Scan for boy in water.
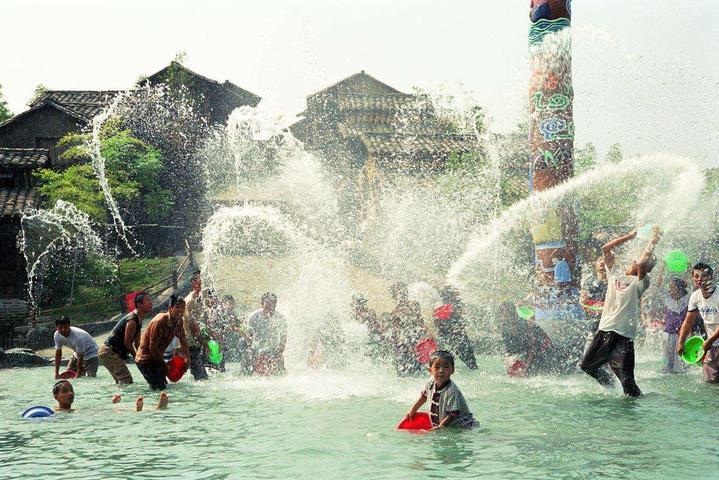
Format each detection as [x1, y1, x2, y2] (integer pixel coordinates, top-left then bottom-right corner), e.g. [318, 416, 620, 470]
[53, 380, 75, 412]
[580, 227, 661, 397]
[405, 350, 477, 429]
[53, 380, 169, 413]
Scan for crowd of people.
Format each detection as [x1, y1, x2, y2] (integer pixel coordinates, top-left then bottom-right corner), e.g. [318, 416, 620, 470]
[352, 282, 478, 376]
[498, 226, 719, 397]
[52, 270, 287, 390]
[48, 226, 719, 419]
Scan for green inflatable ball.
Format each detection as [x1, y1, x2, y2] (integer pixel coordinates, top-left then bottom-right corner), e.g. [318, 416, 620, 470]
[663, 250, 689, 273]
[516, 306, 535, 321]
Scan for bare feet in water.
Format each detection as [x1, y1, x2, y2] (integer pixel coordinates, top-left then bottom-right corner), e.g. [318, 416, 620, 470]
[135, 396, 144, 412]
[157, 392, 169, 410]
[112, 394, 121, 404]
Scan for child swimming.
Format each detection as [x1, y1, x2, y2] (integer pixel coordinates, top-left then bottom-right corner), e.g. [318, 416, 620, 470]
[52, 380, 169, 413]
[53, 380, 75, 413]
[405, 350, 477, 429]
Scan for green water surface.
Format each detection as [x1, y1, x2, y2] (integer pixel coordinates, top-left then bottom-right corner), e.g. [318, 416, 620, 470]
[0, 356, 713, 479]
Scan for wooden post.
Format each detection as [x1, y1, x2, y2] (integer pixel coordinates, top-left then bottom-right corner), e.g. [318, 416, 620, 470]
[184, 238, 194, 269]
[528, 0, 581, 345]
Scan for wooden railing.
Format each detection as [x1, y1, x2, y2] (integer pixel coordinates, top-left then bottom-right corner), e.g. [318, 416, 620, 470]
[30, 239, 196, 325]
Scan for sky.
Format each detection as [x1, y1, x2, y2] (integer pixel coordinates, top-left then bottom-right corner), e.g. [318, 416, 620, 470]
[2, 0, 718, 164]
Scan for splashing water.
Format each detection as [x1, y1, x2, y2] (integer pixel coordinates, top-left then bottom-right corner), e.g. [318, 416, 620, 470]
[87, 83, 211, 253]
[200, 204, 358, 370]
[448, 153, 711, 309]
[20, 200, 108, 310]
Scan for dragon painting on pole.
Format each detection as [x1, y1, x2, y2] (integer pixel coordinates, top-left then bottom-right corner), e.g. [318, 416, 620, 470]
[527, 0, 584, 368]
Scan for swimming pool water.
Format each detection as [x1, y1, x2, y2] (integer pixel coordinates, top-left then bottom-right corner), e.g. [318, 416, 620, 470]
[0, 355, 713, 479]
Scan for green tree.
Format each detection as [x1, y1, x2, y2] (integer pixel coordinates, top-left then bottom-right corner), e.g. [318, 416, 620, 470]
[606, 143, 623, 164]
[575, 142, 597, 174]
[29, 83, 48, 105]
[34, 164, 106, 221]
[0, 83, 12, 122]
[34, 130, 175, 224]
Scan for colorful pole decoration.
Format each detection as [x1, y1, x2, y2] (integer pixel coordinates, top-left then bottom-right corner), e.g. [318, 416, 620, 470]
[528, 1, 581, 346]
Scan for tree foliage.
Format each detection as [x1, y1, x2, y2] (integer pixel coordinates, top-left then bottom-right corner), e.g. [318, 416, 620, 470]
[574, 142, 597, 174]
[0, 83, 12, 123]
[34, 129, 174, 224]
[28, 83, 48, 106]
[605, 143, 623, 164]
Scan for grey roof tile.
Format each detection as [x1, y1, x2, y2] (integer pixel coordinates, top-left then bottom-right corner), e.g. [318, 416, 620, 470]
[0, 148, 49, 168]
[0, 187, 38, 217]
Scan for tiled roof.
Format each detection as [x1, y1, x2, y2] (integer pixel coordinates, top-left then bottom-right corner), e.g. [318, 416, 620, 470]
[337, 94, 424, 112]
[362, 133, 477, 158]
[147, 62, 261, 106]
[31, 90, 119, 122]
[0, 187, 38, 217]
[309, 71, 402, 100]
[0, 148, 49, 169]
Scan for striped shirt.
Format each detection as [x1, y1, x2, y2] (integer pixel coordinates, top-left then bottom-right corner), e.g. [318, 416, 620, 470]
[422, 378, 477, 428]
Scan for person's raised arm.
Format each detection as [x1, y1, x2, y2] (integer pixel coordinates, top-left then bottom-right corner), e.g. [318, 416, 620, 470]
[602, 230, 637, 270]
[655, 261, 666, 289]
[124, 320, 138, 358]
[637, 225, 662, 267]
[676, 310, 698, 356]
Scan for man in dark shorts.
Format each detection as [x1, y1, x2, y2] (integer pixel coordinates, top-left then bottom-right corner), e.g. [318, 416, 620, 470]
[135, 295, 190, 390]
[99, 292, 153, 384]
[580, 227, 661, 397]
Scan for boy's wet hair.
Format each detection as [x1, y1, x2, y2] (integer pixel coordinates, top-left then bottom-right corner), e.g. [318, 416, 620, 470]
[261, 292, 277, 303]
[169, 294, 185, 308]
[191, 270, 201, 283]
[693, 263, 713, 277]
[671, 278, 688, 297]
[52, 380, 72, 395]
[55, 316, 71, 327]
[134, 292, 147, 309]
[428, 350, 455, 368]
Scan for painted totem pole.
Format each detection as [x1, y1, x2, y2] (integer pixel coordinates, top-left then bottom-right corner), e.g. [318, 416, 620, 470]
[528, 0, 582, 351]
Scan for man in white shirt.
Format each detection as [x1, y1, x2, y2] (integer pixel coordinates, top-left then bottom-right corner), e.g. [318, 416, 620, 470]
[53, 316, 100, 378]
[677, 263, 719, 383]
[247, 292, 287, 375]
[580, 227, 661, 397]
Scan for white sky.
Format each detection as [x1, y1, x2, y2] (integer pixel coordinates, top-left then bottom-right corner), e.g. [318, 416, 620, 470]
[2, 0, 718, 164]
